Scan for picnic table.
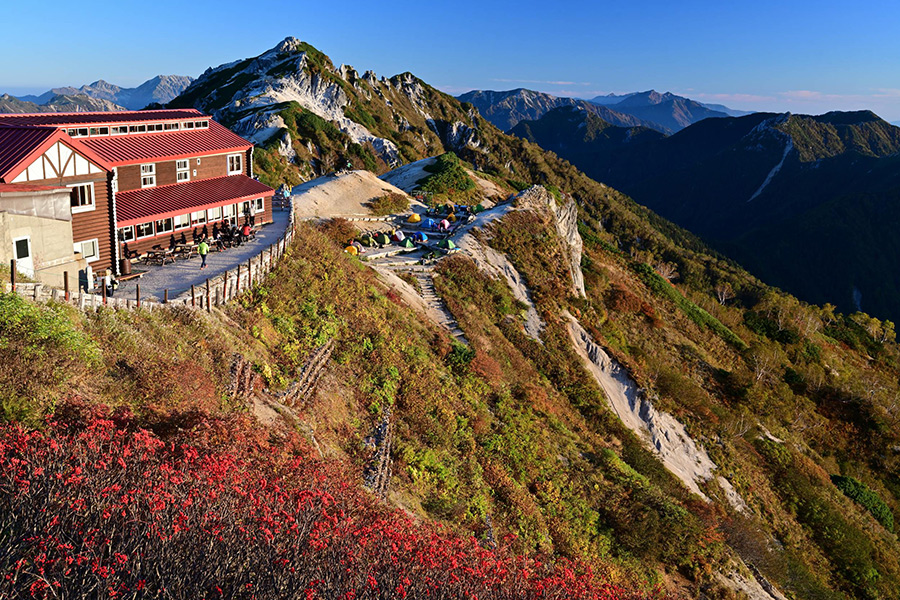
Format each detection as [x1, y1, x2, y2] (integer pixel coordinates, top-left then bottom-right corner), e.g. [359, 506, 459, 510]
[174, 243, 198, 260]
[142, 249, 176, 266]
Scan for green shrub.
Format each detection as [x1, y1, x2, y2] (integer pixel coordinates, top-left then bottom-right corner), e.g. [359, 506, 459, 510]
[832, 475, 895, 532]
[0, 294, 100, 421]
[418, 152, 475, 197]
[367, 192, 410, 216]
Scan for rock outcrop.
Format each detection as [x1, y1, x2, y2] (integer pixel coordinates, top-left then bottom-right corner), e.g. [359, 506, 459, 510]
[514, 186, 586, 298]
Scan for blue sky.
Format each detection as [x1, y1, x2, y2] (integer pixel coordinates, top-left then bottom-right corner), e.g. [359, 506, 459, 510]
[4, 0, 900, 120]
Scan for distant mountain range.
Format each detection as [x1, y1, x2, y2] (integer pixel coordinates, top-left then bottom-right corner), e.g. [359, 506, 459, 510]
[511, 105, 900, 320]
[8, 75, 193, 112]
[589, 90, 752, 118]
[458, 88, 751, 134]
[456, 88, 666, 132]
[0, 93, 125, 113]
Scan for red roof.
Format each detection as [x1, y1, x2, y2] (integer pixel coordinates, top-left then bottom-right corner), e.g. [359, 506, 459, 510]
[0, 109, 206, 128]
[0, 183, 67, 193]
[0, 126, 58, 181]
[115, 175, 274, 226]
[0, 125, 112, 182]
[81, 121, 251, 166]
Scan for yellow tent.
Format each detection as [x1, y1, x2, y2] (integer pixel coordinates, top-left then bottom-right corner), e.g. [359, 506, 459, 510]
[344, 245, 359, 256]
[407, 213, 422, 223]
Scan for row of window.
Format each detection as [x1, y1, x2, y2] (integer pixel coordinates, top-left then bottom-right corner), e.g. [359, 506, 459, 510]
[66, 120, 210, 138]
[117, 198, 265, 242]
[139, 154, 242, 189]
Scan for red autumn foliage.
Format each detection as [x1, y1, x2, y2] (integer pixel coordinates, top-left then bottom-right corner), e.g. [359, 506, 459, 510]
[0, 417, 660, 599]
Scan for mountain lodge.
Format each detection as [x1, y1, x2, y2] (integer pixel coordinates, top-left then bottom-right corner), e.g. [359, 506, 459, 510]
[0, 109, 274, 285]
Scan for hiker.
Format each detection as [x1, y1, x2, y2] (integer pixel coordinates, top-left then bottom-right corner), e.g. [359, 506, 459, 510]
[198, 237, 210, 269]
[103, 269, 118, 297]
[214, 231, 226, 252]
[241, 222, 252, 243]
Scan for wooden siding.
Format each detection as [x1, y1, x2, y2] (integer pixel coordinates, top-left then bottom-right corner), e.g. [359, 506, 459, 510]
[116, 153, 235, 192]
[69, 176, 115, 272]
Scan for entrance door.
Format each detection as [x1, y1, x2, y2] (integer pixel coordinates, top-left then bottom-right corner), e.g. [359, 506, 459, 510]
[13, 236, 34, 278]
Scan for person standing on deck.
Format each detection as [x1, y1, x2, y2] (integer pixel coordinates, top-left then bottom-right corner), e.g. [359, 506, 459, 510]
[198, 237, 210, 270]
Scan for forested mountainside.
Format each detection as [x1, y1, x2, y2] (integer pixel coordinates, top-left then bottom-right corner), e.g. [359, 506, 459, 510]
[455, 88, 667, 132]
[3, 37, 899, 599]
[508, 106, 900, 322]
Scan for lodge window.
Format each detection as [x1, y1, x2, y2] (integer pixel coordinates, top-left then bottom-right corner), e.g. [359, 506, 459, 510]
[174, 214, 190, 230]
[183, 121, 195, 130]
[207, 206, 222, 221]
[253, 197, 264, 213]
[176, 159, 190, 182]
[69, 183, 95, 214]
[117, 226, 135, 243]
[223, 204, 235, 219]
[141, 163, 156, 188]
[190, 210, 206, 225]
[66, 127, 89, 137]
[110, 125, 128, 135]
[135, 223, 154, 239]
[227, 154, 242, 175]
[73, 239, 99, 263]
[164, 122, 180, 131]
[198, 120, 209, 128]
[89, 127, 109, 136]
[155, 218, 174, 234]
[129, 124, 147, 134]
[147, 123, 164, 132]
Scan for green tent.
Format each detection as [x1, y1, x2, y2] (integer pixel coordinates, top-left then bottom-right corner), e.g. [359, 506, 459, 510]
[400, 237, 416, 248]
[358, 234, 375, 247]
[374, 232, 391, 245]
[472, 204, 485, 214]
[437, 238, 457, 250]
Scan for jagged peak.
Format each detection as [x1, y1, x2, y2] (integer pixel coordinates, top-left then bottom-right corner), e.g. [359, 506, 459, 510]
[275, 36, 303, 53]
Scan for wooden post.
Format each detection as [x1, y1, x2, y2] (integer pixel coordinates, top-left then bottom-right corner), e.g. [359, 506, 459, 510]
[205, 278, 211, 313]
[191, 284, 196, 307]
[136, 283, 141, 308]
[269, 245, 273, 270]
[64, 271, 70, 302]
[164, 289, 169, 304]
[236, 265, 241, 294]
[102, 280, 107, 305]
[10, 259, 15, 292]
[247, 259, 252, 288]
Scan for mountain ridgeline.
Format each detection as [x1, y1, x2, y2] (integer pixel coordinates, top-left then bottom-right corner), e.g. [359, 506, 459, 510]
[510, 106, 900, 321]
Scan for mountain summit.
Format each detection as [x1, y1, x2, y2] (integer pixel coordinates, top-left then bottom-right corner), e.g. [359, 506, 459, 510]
[588, 89, 731, 131]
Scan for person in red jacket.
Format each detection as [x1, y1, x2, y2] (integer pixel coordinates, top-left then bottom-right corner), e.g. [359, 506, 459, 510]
[241, 223, 252, 243]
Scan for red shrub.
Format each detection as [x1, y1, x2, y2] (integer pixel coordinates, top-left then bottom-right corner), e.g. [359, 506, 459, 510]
[0, 418, 659, 599]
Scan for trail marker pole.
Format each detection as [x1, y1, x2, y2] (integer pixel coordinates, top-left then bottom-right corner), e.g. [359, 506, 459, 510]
[64, 271, 70, 302]
[10, 260, 15, 292]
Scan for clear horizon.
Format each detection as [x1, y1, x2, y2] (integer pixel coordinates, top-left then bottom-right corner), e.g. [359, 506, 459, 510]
[3, 0, 899, 121]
